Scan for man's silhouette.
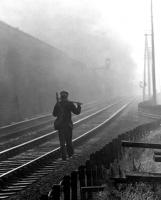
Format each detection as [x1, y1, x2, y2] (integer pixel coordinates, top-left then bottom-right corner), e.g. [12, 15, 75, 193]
[53, 91, 81, 160]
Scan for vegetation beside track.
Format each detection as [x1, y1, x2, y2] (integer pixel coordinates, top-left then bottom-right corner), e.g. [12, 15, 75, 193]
[96, 126, 161, 200]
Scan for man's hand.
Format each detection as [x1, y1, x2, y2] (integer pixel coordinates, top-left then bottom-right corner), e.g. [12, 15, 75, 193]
[77, 102, 82, 107]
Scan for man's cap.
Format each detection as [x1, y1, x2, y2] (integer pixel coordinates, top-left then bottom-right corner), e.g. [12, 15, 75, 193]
[60, 90, 68, 97]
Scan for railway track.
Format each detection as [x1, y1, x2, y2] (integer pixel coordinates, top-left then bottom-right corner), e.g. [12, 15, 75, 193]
[0, 99, 115, 152]
[0, 98, 132, 199]
[0, 99, 103, 135]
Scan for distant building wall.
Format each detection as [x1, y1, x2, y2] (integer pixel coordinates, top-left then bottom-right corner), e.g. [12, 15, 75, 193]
[0, 21, 102, 126]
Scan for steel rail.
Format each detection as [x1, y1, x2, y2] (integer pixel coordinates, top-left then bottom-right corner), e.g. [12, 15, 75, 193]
[0, 102, 101, 142]
[0, 102, 119, 161]
[0, 100, 99, 134]
[0, 102, 130, 186]
[0, 99, 111, 141]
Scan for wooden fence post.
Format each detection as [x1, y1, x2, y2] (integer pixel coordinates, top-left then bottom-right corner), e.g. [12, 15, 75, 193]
[109, 142, 114, 163]
[86, 160, 92, 186]
[78, 165, 86, 187]
[103, 144, 111, 169]
[86, 160, 93, 199]
[71, 171, 78, 200]
[112, 138, 119, 159]
[90, 153, 95, 163]
[94, 151, 101, 165]
[48, 184, 61, 200]
[91, 164, 97, 186]
[62, 175, 70, 200]
[97, 163, 103, 181]
[117, 135, 123, 159]
[79, 165, 86, 200]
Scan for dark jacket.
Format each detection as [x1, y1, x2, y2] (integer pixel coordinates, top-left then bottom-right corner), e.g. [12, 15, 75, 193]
[53, 100, 81, 128]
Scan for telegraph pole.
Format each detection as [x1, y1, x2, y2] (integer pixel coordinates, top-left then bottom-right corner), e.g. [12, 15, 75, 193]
[143, 34, 147, 101]
[147, 46, 151, 98]
[151, 0, 157, 104]
[144, 34, 152, 99]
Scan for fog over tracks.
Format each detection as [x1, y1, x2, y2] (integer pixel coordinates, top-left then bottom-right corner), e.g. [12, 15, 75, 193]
[0, 1, 138, 126]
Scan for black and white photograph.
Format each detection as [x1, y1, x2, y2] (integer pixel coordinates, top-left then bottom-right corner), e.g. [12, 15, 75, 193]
[0, 0, 161, 199]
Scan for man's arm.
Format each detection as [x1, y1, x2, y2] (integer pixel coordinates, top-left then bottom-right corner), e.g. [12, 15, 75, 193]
[52, 103, 59, 117]
[70, 102, 81, 115]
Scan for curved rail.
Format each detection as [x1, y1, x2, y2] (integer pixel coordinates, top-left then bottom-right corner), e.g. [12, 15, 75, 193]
[0, 100, 100, 134]
[0, 100, 131, 188]
[0, 102, 118, 161]
[0, 99, 111, 141]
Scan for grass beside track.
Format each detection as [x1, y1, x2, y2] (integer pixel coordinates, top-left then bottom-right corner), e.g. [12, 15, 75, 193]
[93, 182, 160, 200]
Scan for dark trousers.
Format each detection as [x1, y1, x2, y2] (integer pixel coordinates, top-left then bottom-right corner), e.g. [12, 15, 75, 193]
[58, 126, 74, 160]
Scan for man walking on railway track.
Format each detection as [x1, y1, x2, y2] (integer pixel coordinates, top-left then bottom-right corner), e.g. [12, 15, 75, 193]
[53, 91, 81, 161]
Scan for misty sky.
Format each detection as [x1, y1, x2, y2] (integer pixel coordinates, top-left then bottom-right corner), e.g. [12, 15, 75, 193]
[0, 0, 161, 90]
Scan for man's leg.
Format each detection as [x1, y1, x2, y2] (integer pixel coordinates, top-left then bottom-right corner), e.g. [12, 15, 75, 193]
[58, 130, 66, 160]
[65, 127, 74, 157]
